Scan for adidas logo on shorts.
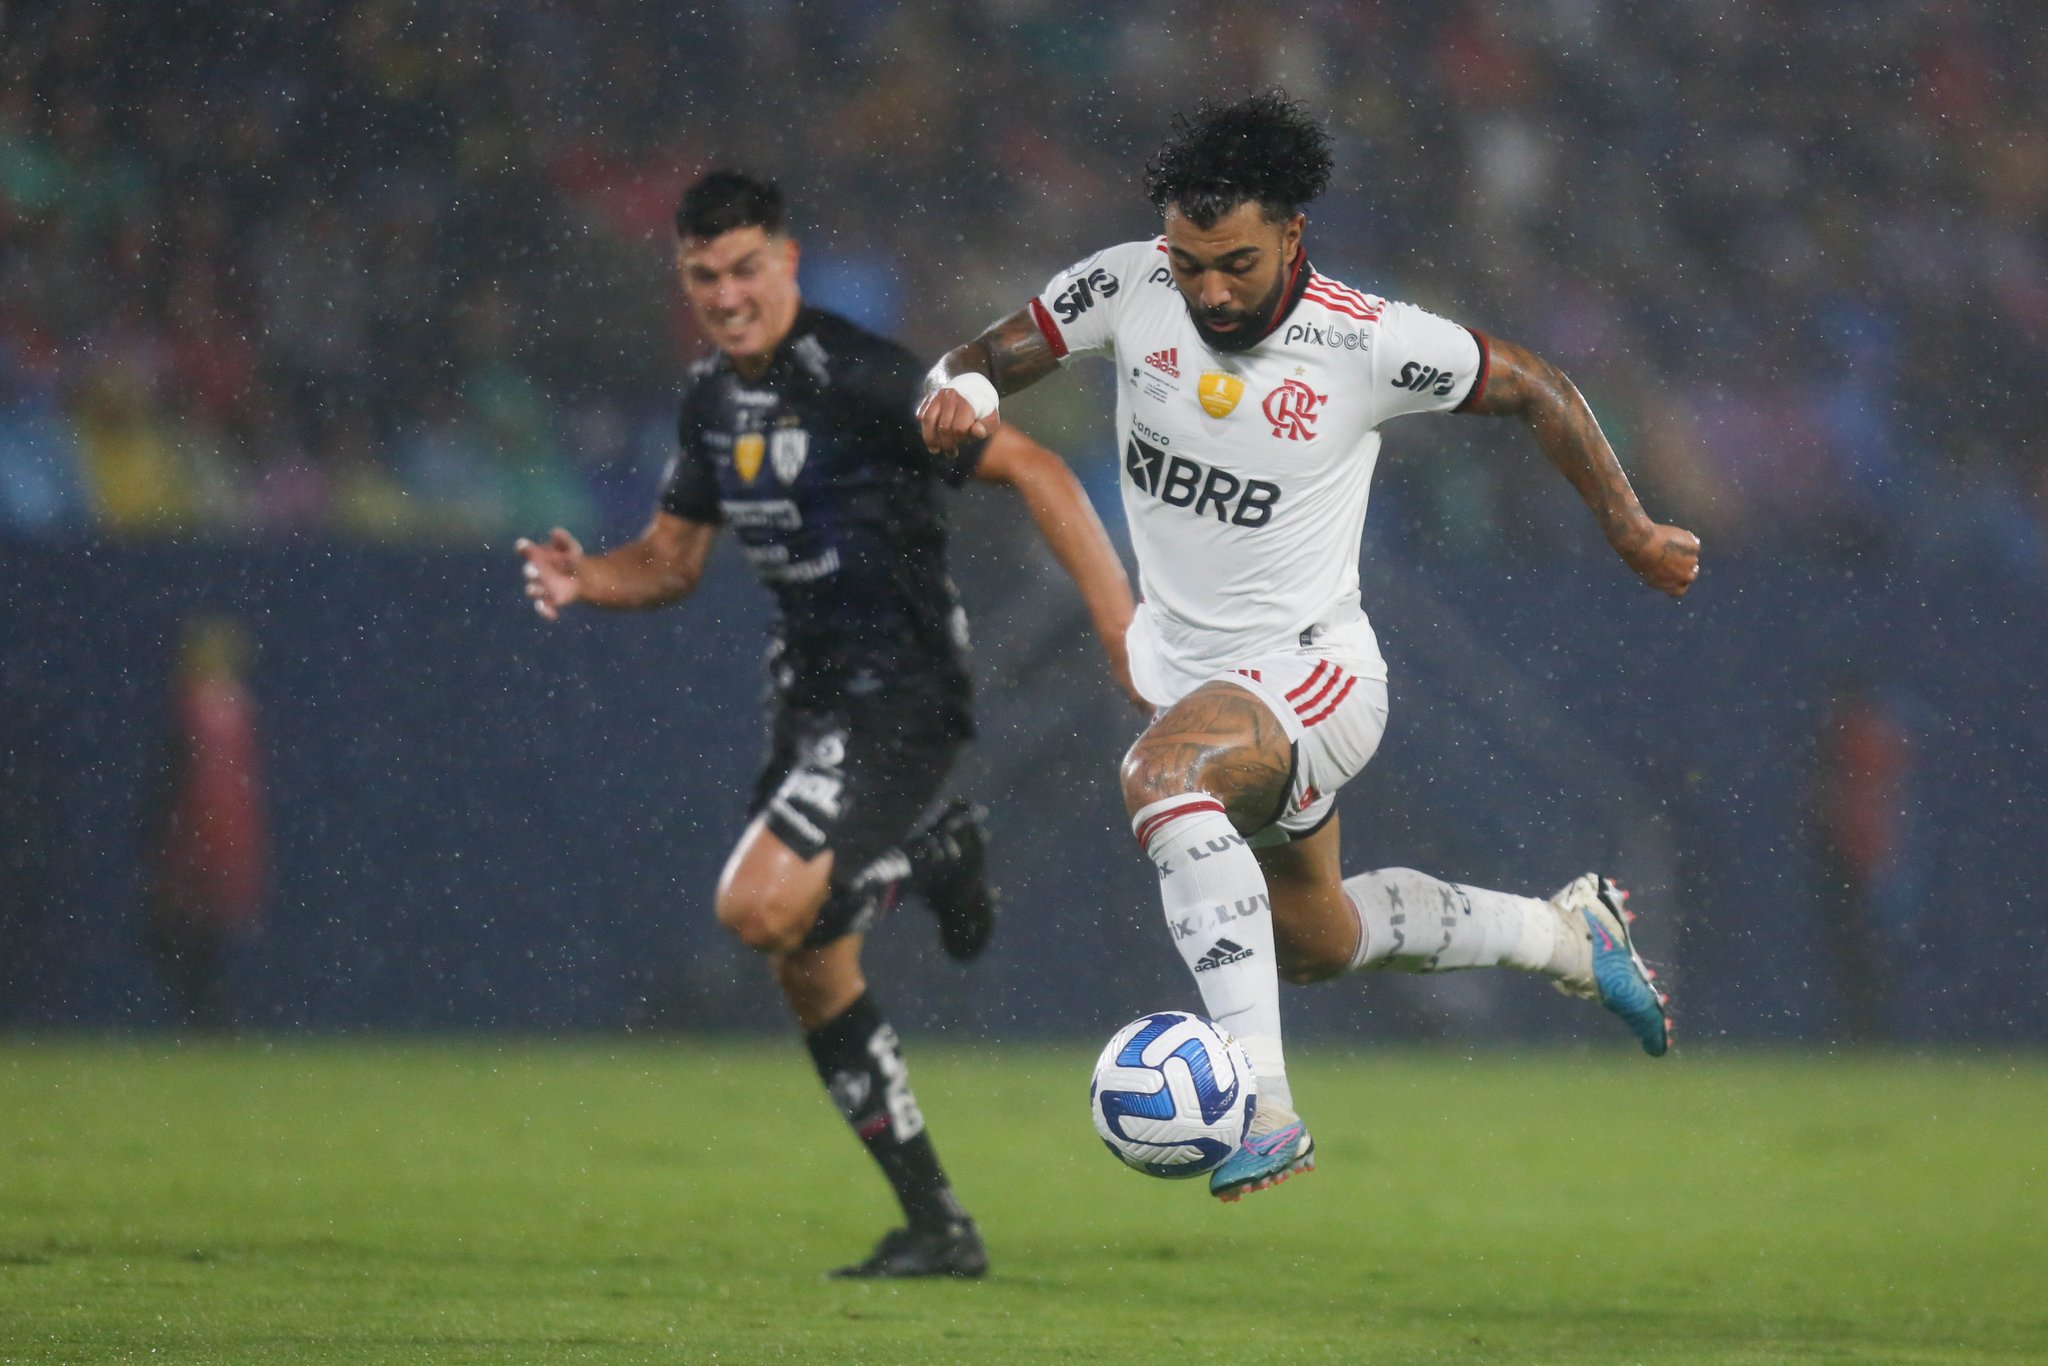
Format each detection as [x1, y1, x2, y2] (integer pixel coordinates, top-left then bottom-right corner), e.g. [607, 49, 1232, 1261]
[1144, 347, 1180, 378]
[1193, 937, 1252, 971]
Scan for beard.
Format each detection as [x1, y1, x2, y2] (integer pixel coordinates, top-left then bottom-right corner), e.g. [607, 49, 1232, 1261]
[1186, 265, 1290, 353]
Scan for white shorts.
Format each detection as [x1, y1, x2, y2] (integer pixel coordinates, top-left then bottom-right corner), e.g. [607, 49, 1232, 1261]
[1204, 628, 1390, 845]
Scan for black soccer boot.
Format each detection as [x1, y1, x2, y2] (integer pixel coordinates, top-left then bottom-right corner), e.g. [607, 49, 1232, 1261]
[910, 799, 999, 962]
[829, 1218, 989, 1279]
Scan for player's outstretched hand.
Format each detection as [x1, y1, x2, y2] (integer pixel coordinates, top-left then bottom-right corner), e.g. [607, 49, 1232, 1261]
[516, 527, 583, 621]
[917, 385, 998, 456]
[1619, 522, 1701, 599]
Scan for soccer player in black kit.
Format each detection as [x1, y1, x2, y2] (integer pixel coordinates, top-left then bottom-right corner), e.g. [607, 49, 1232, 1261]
[517, 170, 1137, 1278]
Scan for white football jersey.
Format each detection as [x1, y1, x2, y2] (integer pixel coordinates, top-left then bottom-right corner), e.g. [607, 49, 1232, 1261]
[1032, 238, 1488, 704]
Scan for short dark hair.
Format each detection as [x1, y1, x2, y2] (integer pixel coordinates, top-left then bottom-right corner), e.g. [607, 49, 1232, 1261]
[1144, 91, 1334, 229]
[675, 168, 786, 240]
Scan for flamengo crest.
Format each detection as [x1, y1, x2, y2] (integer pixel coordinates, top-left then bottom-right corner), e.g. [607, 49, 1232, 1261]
[1263, 378, 1327, 440]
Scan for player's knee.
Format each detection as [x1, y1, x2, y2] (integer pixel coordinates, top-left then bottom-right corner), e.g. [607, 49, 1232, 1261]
[1119, 736, 1213, 816]
[715, 887, 805, 955]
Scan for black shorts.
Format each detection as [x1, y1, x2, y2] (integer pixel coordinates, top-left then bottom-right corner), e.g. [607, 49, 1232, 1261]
[751, 697, 963, 891]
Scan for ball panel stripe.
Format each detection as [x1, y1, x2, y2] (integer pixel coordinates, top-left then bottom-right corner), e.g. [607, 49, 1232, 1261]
[1090, 1010, 1257, 1180]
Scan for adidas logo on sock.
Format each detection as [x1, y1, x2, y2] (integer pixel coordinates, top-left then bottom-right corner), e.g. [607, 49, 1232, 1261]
[1144, 347, 1180, 378]
[1193, 937, 1253, 971]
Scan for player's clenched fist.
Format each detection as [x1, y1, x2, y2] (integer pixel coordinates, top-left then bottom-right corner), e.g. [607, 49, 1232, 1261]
[515, 527, 583, 621]
[1621, 522, 1701, 599]
[918, 372, 1000, 455]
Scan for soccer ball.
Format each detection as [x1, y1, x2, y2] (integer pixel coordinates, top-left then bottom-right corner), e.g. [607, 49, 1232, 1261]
[1089, 1010, 1257, 1178]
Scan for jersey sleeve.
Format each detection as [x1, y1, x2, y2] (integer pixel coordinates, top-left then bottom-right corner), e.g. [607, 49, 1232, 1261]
[1369, 299, 1490, 424]
[1029, 239, 1154, 363]
[658, 393, 723, 524]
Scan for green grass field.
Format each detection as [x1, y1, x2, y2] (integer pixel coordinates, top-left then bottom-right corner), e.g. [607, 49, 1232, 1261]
[2, 1040, 2043, 1364]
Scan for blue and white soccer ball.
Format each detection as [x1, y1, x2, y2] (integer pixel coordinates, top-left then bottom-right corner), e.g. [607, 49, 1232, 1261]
[1090, 1010, 1257, 1178]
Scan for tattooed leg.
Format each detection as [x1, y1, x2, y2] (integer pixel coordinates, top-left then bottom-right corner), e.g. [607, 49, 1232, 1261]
[1123, 682, 1299, 1111]
[1119, 681, 1294, 827]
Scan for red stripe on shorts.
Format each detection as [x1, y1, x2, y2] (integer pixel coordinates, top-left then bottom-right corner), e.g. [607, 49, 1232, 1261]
[1294, 665, 1346, 715]
[1284, 660, 1330, 702]
[1301, 676, 1358, 728]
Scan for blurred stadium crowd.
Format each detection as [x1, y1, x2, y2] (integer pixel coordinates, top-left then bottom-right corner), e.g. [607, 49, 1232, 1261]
[3, 0, 2043, 570]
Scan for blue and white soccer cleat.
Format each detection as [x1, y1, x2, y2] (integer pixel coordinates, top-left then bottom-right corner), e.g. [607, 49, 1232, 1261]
[1550, 873, 1672, 1057]
[1208, 1103, 1315, 1203]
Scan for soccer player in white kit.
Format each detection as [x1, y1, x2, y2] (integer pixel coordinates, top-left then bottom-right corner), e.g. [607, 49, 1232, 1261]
[920, 93, 1702, 1202]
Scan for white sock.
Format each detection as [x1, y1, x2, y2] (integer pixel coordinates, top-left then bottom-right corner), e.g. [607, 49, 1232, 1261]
[1132, 794, 1292, 1113]
[1342, 867, 1588, 982]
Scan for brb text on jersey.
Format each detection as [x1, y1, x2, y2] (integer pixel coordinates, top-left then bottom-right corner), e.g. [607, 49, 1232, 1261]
[1125, 434, 1281, 528]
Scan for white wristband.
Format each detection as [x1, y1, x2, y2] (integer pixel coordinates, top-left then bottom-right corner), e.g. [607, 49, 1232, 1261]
[942, 372, 1000, 421]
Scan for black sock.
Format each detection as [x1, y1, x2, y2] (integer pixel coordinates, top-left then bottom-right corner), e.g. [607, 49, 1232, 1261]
[804, 993, 965, 1232]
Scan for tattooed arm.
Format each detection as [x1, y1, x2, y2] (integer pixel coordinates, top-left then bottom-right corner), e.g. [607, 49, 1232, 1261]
[1464, 335, 1701, 599]
[917, 306, 1064, 455]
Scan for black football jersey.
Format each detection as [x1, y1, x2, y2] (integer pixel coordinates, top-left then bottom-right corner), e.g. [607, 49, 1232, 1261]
[660, 307, 980, 733]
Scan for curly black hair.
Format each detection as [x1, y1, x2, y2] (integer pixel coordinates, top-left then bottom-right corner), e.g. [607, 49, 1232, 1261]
[675, 167, 785, 240]
[1143, 91, 1334, 228]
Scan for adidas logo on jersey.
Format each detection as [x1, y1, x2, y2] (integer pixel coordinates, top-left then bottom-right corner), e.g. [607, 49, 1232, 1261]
[1143, 347, 1180, 378]
[1194, 938, 1253, 972]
